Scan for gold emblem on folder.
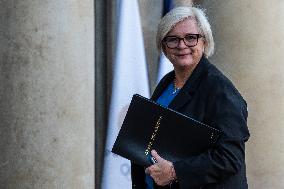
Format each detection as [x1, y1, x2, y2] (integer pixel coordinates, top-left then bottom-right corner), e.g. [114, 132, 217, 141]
[210, 133, 214, 139]
[145, 115, 163, 155]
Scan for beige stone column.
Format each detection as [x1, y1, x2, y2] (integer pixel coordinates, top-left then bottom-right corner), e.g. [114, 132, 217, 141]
[0, 0, 94, 188]
[199, 1, 284, 188]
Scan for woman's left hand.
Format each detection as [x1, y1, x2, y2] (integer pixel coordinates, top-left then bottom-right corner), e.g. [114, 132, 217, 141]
[145, 150, 176, 186]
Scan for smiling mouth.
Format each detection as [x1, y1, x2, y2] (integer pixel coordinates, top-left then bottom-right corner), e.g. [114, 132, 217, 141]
[176, 53, 190, 57]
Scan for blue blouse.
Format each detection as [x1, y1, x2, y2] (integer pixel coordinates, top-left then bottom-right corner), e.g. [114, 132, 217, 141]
[145, 82, 180, 189]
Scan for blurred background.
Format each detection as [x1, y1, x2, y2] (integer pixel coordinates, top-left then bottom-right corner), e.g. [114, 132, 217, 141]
[98, 0, 284, 188]
[0, 0, 283, 188]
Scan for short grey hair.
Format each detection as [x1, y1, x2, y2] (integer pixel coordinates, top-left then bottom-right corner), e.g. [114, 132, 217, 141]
[156, 6, 214, 57]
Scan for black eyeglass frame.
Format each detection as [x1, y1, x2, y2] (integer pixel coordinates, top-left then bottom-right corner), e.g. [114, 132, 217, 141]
[162, 34, 204, 49]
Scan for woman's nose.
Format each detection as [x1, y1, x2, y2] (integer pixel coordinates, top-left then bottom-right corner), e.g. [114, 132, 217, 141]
[177, 39, 188, 49]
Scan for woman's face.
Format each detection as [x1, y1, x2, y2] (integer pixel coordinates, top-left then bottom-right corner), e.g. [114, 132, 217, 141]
[163, 18, 205, 69]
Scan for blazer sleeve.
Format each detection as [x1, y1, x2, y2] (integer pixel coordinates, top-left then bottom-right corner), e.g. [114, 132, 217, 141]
[173, 79, 250, 189]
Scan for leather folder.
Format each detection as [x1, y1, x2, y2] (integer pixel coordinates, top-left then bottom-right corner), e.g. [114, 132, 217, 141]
[112, 94, 221, 167]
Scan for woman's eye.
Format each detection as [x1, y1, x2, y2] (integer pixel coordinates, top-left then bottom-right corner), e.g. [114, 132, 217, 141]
[167, 37, 178, 42]
[185, 35, 196, 40]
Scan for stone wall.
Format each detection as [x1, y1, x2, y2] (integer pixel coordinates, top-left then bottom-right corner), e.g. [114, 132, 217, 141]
[0, 0, 94, 188]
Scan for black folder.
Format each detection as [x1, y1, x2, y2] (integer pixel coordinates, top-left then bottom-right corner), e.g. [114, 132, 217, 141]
[112, 94, 221, 167]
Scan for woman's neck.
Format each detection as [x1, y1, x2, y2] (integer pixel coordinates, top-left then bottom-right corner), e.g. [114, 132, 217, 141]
[174, 65, 196, 88]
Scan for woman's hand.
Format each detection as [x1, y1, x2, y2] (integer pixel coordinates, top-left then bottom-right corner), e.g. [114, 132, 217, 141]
[145, 150, 177, 186]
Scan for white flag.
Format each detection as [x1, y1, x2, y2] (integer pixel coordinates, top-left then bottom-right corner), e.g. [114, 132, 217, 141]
[156, 52, 173, 83]
[101, 0, 150, 188]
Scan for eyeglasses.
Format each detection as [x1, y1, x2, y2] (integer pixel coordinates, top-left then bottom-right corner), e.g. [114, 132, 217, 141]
[162, 34, 204, 49]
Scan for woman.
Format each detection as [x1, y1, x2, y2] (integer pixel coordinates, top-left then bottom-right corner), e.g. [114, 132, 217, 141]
[131, 6, 250, 189]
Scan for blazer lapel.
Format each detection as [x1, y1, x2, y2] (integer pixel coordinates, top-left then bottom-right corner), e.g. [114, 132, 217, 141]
[168, 55, 208, 110]
[151, 71, 175, 101]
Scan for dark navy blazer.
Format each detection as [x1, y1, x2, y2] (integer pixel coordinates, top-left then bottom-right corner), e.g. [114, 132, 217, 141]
[131, 55, 250, 189]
